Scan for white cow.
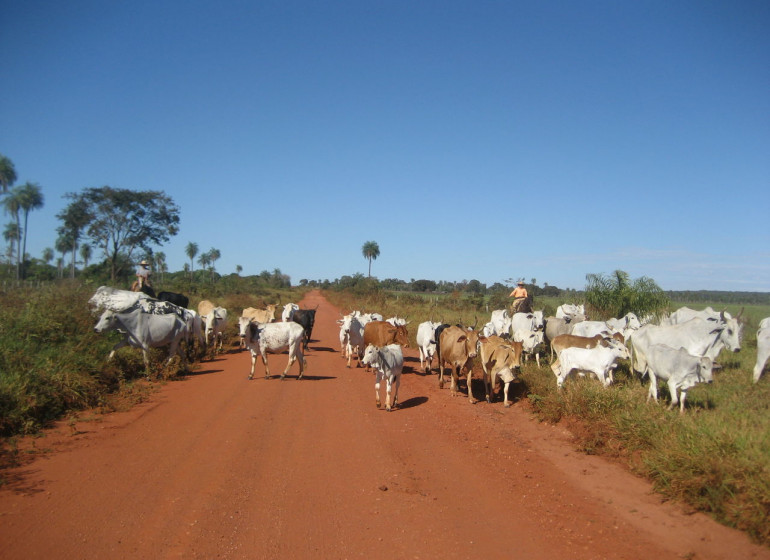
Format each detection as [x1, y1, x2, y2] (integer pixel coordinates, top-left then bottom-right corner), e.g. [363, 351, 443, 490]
[94, 306, 188, 372]
[661, 306, 732, 326]
[510, 311, 544, 333]
[490, 309, 512, 337]
[645, 344, 714, 413]
[570, 320, 613, 338]
[606, 312, 642, 339]
[282, 303, 300, 322]
[244, 321, 306, 380]
[513, 329, 544, 367]
[362, 344, 404, 411]
[754, 324, 770, 383]
[88, 285, 152, 312]
[552, 342, 630, 389]
[340, 314, 367, 368]
[631, 315, 741, 378]
[202, 306, 228, 352]
[386, 316, 408, 326]
[416, 320, 441, 374]
[556, 303, 585, 320]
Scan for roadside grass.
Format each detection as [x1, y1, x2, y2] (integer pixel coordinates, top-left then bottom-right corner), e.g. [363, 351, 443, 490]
[326, 289, 770, 545]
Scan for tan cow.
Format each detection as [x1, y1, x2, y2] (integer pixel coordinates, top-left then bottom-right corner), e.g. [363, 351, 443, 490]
[478, 335, 522, 407]
[362, 321, 410, 371]
[437, 325, 480, 402]
[237, 305, 278, 348]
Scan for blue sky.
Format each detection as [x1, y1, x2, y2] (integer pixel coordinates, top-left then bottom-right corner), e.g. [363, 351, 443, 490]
[2, 1, 769, 291]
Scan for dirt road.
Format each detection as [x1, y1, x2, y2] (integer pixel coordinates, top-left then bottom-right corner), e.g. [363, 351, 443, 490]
[1, 290, 767, 559]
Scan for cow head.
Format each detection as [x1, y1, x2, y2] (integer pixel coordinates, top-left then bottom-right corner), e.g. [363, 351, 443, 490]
[698, 356, 714, 383]
[94, 310, 118, 333]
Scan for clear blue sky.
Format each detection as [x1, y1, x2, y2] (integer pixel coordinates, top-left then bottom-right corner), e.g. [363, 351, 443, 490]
[2, 1, 769, 291]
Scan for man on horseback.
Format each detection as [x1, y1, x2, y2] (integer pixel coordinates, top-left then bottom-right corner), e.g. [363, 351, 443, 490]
[132, 260, 152, 292]
[510, 280, 531, 313]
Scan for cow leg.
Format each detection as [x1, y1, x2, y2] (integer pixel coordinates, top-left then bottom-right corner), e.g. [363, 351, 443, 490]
[667, 382, 680, 411]
[375, 371, 382, 408]
[535, 352, 540, 368]
[247, 350, 258, 380]
[466, 368, 475, 403]
[503, 380, 511, 407]
[418, 348, 425, 371]
[262, 352, 271, 379]
[438, 365, 444, 389]
[392, 375, 400, 409]
[678, 390, 687, 414]
[647, 374, 659, 403]
[483, 369, 492, 403]
[450, 366, 460, 397]
[385, 376, 392, 411]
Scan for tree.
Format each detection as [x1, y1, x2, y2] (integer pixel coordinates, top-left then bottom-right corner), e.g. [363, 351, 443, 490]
[185, 242, 199, 281]
[197, 252, 211, 280]
[16, 182, 44, 278]
[79, 243, 92, 270]
[62, 186, 180, 281]
[361, 241, 380, 278]
[57, 194, 90, 280]
[236, 264, 243, 276]
[3, 222, 19, 273]
[154, 252, 166, 284]
[208, 248, 221, 282]
[0, 154, 17, 194]
[584, 270, 669, 320]
[55, 234, 75, 279]
[2, 187, 22, 279]
[42, 247, 54, 266]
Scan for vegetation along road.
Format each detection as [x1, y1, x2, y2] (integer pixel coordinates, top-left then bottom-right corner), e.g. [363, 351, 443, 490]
[1, 291, 767, 559]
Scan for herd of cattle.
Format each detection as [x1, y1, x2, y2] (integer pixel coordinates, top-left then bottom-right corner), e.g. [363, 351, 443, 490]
[87, 286, 769, 414]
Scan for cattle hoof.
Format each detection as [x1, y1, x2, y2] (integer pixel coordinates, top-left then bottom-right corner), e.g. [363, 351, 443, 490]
[280, 375, 286, 380]
[386, 406, 392, 412]
[504, 402, 512, 408]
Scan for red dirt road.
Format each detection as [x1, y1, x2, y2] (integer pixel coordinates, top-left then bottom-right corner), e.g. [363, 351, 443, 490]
[1, 291, 767, 559]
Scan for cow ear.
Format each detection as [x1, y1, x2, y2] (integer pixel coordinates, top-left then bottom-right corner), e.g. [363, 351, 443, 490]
[458, 335, 467, 343]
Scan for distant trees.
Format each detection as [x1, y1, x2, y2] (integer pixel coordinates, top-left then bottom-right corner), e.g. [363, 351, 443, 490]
[59, 186, 180, 281]
[361, 241, 380, 278]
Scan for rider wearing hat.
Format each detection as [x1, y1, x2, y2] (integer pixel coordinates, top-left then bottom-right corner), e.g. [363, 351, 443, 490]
[135, 260, 152, 289]
[510, 280, 528, 313]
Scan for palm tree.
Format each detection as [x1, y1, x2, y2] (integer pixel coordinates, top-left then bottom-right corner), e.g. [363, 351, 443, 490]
[236, 264, 243, 276]
[3, 222, 19, 273]
[79, 243, 92, 270]
[16, 182, 44, 279]
[2, 188, 22, 279]
[185, 242, 199, 281]
[0, 154, 17, 194]
[208, 248, 220, 282]
[361, 241, 380, 278]
[42, 247, 54, 266]
[197, 252, 211, 281]
[55, 234, 74, 279]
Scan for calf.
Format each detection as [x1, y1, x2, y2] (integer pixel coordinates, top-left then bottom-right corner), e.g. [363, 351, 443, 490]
[362, 344, 404, 411]
[478, 335, 522, 407]
[552, 342, 630, 389]
[645, 344, 714, 413]
[245, 321, 306, 380]
[437, 325, 480, 402]
[416, 320, 441, 374]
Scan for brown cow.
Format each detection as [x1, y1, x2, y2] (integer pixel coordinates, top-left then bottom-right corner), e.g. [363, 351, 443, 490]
[437, 326, 480, 402]
[478, 335, 522, 407]
[549, 333, 621, 376]
[362, 321, 410, 371]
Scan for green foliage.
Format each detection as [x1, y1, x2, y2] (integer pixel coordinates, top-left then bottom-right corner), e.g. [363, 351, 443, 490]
[585, 269, 669, 320]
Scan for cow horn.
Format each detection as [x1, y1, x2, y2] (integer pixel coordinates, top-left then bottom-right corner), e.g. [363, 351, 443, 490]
[737, 307, 744, 320]
[472, 316, 478, 330]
